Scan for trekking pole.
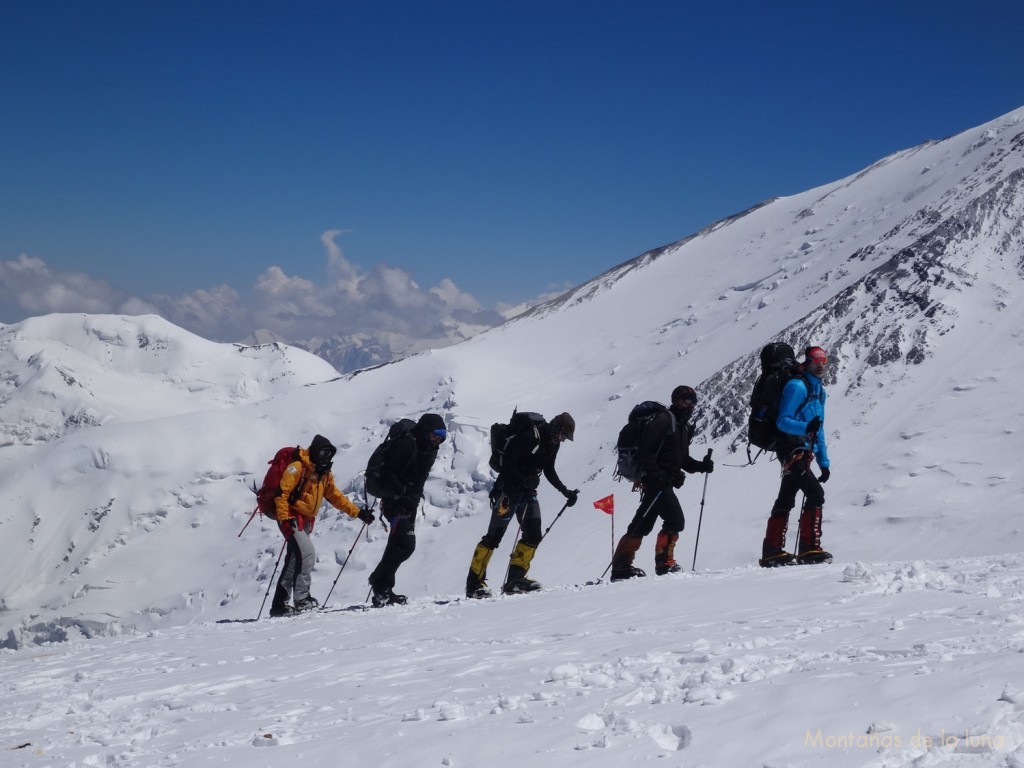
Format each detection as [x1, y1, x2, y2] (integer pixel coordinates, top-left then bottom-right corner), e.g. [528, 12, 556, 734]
[599, 490, 662, 580]
[792, 492, 806, 555]
[235, 489, 260, 536]
[691, 449, 713, 571]
[256, 541, 287, 621]
[538, 500, 571, 545]
[502, 519, 523, 589]
[238, 503, 260, 537]
[320, 521, 369, 608]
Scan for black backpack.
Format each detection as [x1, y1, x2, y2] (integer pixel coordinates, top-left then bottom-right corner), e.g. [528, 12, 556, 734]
[748, 342, 809, 453]
[364, 418, 417, 499]
[614, 401, 673, 483]
[488, 410, 545, 472]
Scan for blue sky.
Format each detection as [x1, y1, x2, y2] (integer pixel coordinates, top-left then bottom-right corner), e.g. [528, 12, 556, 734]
[2, 1, 1022, 343]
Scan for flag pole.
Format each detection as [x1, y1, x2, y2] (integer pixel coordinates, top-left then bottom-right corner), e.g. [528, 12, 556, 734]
[592, 494, 616, 579]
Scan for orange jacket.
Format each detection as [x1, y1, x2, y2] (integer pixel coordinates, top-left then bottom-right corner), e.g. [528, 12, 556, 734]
[275, 448, 360, 521]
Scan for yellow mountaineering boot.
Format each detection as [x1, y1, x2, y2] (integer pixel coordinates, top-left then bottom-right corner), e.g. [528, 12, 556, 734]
[503, 541, 541, 594]
[466, 541, 495, 598]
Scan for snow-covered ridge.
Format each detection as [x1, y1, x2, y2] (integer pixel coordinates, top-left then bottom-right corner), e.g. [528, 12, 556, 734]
[0, 313, 340, 446]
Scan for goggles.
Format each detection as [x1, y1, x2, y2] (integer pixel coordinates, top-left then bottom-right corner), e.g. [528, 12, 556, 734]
[431, 428, 447, 441]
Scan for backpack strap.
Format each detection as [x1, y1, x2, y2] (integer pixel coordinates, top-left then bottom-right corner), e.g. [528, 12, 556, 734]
[794, 373, 815, 420]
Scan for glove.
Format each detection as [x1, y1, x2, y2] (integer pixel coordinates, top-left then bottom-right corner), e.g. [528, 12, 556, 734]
[565, 489, 579, 507]
[357, 508, 375, 525]
[818, 467, 831, 483]
[805, 416, 821, 436]
[701, 457, 714, 474]
[279, 518, 296, 538]
[672, 471, 685, 488]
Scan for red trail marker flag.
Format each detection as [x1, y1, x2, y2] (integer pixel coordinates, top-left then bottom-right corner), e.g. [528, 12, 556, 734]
[593, 494, 614, 515]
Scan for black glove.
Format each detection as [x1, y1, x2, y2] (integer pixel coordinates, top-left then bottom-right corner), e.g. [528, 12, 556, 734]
[818, 467, 831, 483]
[357, 508, 375, 525]
[701, 457, 714, 474]
[565, 489, 579, 507]
[805, 416, 821, 436]
[672, 471, 685, 488]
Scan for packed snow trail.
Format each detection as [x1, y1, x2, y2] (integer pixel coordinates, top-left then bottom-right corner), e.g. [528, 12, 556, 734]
[3, 556, 1024, 767]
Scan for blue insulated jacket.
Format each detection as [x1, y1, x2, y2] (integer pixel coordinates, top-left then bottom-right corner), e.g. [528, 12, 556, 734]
[775, 372, 829, 469]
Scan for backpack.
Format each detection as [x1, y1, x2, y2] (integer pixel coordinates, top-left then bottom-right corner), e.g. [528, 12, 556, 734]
[255, 445, 305, 519]
[364, 418, 417, 499]
[488, 410, 546, 472]
[614, 401, 673, 483]
[747, 342, 809, 453]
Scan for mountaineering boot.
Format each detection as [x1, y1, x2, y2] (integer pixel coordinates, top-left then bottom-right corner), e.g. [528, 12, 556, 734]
[466, 541, 495, 598]
[795, 505, 832, 565]
[654, 531, 681, 575]
[611, 565, 647, 581]
[269, 583, 295, 617]
[759, 552, 795, 568]
[795, 550, 833, 565]
[370, 586, 408, 607]
[502, 541, 541, 594]
[293, 595, 320, 613]
[759, 513, 795, 568]
[610, 534, 645, 581]
[502, 577, 541, 594]
[368, 576, 408, 607]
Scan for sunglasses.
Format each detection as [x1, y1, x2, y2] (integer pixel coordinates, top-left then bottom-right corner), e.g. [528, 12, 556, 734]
[431, 428, 447, 441]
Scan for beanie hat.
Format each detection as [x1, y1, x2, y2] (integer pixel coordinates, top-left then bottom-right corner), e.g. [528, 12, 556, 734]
[416, 413, 446, 433]
[308, 434, 337, 470]
[550, 412, 575, 441]
[671, 385, 697, 406]
[309, 433, 336, 456]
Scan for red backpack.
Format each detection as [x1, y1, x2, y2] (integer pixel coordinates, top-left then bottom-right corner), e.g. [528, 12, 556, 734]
[255, 446, 305, 519]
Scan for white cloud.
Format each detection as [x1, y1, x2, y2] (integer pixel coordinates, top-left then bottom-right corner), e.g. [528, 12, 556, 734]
[0, 254, 133, 318]
[0, 233, 516, 352]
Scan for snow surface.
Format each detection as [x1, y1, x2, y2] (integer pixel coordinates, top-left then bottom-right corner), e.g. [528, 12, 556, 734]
[3, 559, 1024, 766]
[2, 105, 1024, 766]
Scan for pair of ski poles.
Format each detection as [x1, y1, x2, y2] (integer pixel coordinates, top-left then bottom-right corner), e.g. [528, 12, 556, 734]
[255, 506, 375, 620]
[598, 448, 714, 580]
[499, 497, 573, 588]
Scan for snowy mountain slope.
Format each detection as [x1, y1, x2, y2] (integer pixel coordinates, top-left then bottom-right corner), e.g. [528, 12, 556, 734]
[1, 107, 1023, 652]
[0, 313, 341, 447]
[3, 557, 1024, 768]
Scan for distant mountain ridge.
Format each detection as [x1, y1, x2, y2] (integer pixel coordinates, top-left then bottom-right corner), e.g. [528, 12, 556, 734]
[0, 314, 340, 446]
